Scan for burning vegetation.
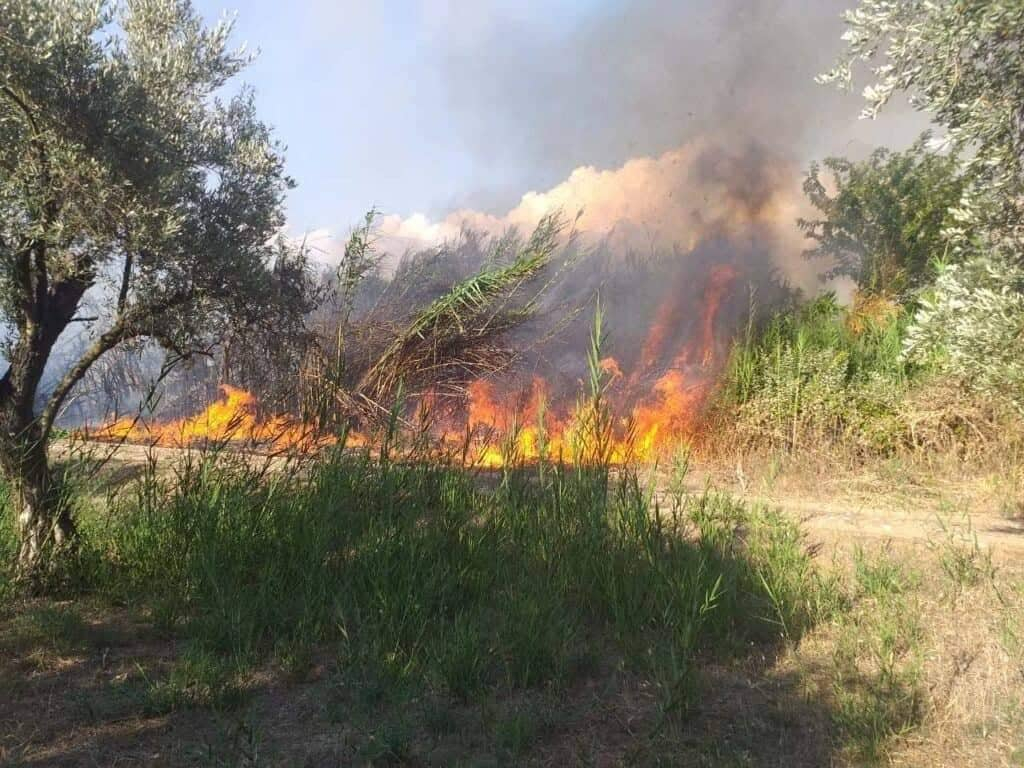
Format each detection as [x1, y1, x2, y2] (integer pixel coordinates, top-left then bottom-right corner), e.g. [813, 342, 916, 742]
[80, 220, 770, 468]
[69, 137, 800, 469]
[88, 385, 343, 453]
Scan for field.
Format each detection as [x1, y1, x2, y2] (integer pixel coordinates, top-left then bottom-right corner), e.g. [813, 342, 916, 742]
[2, 441, 1022, 767]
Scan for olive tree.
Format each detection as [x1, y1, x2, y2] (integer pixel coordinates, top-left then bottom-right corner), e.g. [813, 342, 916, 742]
[821, 0, 1024, 406]
[0, 0, 313, 577]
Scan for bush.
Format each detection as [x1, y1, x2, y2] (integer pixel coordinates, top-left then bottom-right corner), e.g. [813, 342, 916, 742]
[822, 0, 1024, 423]
[715, 293, 915, 455]
[905, 252, 1024, 411]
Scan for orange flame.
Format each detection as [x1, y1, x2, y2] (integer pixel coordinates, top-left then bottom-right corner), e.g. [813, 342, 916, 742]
[460, 263, 738, 467]
[696, 264, 739, 367]
[90, 264, 738, 468]
[89, 384, 337, 452]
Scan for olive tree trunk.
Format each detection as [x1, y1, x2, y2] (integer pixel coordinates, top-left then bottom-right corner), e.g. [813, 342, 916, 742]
[0, 421, 75, 580]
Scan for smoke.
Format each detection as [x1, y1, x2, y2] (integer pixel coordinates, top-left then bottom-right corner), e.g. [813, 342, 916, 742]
[430, 0, 923, 201]
[330, 0, 926, 290]
[302, 0, 937, 430]
[65, 1, 930, 430]
[374, 138, 813, 284]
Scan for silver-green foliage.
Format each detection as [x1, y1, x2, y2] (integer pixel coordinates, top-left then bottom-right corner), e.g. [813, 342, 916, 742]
[822, 0, 1024, 406]
[905, 254, 1024, 407]
[0, 0, 309, 437]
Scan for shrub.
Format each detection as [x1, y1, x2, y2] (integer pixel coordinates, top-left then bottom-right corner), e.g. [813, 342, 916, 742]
[715, 293, 915, 455]
[905, 253, 1024, 411]
[823, 0, 1024, 421]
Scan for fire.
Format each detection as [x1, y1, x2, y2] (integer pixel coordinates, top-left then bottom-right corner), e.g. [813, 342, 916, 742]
[675, 264, 740, 367]
[460, 263, 739, 467]
[599, 357, 623, 379]
[462, 368, 709, 467]
[90, 384, 335, 452]
[697, 264, 739, 366]
[90, 264, 739, 468]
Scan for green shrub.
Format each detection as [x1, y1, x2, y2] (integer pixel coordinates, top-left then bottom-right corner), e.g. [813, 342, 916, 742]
[716, 293, 916, 455]
[799, 137, 964, 297]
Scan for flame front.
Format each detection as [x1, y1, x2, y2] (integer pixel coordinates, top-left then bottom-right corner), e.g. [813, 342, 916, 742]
[458, 264, 739, 467]
[90, 384, 336, 452]
[89, 264, 738, 466]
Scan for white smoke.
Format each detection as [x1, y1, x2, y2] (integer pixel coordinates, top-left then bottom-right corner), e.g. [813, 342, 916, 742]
[305, 137, 821, 289]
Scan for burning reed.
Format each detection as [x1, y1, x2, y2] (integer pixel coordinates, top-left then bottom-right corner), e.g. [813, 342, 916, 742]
[78, 224, 783, 468]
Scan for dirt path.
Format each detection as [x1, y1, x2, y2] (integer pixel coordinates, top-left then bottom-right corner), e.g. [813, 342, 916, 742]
[678, 463, 1024, 560]
[752, 494, 1024, 557]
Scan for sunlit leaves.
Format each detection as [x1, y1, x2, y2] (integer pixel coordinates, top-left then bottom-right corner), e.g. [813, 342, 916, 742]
[823, 0, 1024, 407]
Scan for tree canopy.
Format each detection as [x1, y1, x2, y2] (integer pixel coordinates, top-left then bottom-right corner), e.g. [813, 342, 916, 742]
[820, 0, 1024, 241]
[799, 137, 964, 296]
[1, 0, 316, 427]
[822, 0, 1024, 408]
[0, 0, 315, 574]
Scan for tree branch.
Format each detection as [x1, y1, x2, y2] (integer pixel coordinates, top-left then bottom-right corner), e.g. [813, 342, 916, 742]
[39, 315, 134, 442]
[117, 253, 133, 313]
[0, 366, 11, 404]
[38, 289, 197, 441]
[0, 85, 40, 136]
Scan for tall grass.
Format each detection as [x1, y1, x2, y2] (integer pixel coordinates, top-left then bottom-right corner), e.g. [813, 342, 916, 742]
[723, 294, 909, 403]
[715, 293, 914, 454]
[0, 477, 13, 603]
[832, 547, 925, 762]
[79, 433, 829, 712]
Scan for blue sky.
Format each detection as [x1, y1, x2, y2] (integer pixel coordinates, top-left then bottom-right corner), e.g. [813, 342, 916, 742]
[194, 0, 615, 234]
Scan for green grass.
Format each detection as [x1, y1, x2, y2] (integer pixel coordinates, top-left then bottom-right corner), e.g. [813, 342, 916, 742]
[716, 293, 915, 455]
[929, 509, 997, 599]
[1, 438, 955, 763]
[77, 446, 826, 717]
[0, 392, 831, 743]
[725, 294, 911, 401]
[2, 604, 94, 655]
[144, 646, 247, 714]
[832, 547, 925, 763]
